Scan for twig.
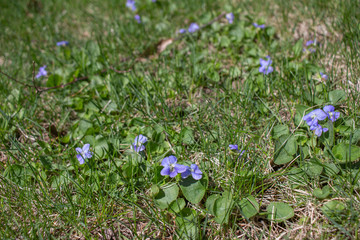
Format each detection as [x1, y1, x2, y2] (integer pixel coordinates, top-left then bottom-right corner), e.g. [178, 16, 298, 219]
[0, 68, 33, 88]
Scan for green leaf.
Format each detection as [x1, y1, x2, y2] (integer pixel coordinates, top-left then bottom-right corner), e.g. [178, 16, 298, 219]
[179, 174, 208, 204]
[175, 208, 198, 240]
[274, 150, 293, 165]
[94, 135, 109, 157]
[294, 105, 308, 126]
[238, 196, 259, 219]
[214, 191, 234, 224]
[220, 36, 231, 47]
[332, 142, 360, 163]
[321, 200, 346, 217]
[323, 163, 340, 177]
[230, 26, 244, 42]
[154, 183, 179, 209]
[302, 159, 323, 177]
[272, 125, 289, 140]
[205, 194, 221, 215]
[313, 186, 331, 200]
[293, 38, 303, 58]
[287, 167, 309, 187]
[169, 198, 186, 213]
[46, 74, 62, 87]
[180, 127, 195, 145]
[351, 129, 360, 144]
[274, 135, 298, 165]
[150, 184, 160, 197]
[266, 202, 294, 222]
[329, 90, 346, 104]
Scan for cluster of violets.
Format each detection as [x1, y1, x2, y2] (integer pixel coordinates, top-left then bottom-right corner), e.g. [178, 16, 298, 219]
[160, 155, 202, 180]
[74, 134, 203, 180]
[179, 23, 200, 34]
[303, 105, 340, 137]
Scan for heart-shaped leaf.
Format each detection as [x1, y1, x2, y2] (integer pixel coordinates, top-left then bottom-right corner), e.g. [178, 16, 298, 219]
[205, 194, 221, 215]
[238, 196, 259, 219]
[313, 186, 331, 200]
[266, 202, 294, 222]
[214, 191, 234, 224]
[179, 174, 208, 204]
[175, 208, 198, 240]
[154, 183, 179, 209]
[169, 198, 186, 213]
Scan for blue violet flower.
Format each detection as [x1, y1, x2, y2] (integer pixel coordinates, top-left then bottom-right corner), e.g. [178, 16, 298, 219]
[56, 41, 69, 46]
[310, 124, 328, 137]
[160, 156, 188, 178]
[259, 56, 274, 75]
[134, 15, 141, 23]
[303, 109, 327, 127]
[253, 23, 265, 29]
[126, 0, 136, 11]
[226, 13, 234, 24]
[188, 23, 199, 33]
[323, 105, 340, 122]
[76, 143, 93, 164]
[131, 134, 147, 152]
[35, 65, 47, 79]
[181, 164, 203, 180]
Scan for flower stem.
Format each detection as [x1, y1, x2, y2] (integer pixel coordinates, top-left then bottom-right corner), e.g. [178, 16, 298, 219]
[328, 120, 334, 147]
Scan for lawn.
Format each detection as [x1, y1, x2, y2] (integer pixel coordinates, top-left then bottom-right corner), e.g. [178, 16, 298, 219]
[1, 0, 360, 239]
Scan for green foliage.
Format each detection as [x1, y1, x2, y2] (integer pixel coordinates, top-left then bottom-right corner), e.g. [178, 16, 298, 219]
[313, 185, 331, 199]
[1, 0, 360, 238]
[179, 174, 208, 204]
[154, 184, 179, 209]
[238, 196, 259, 219]
[332, 143, 360, 163]
[266, 202, 294, 222]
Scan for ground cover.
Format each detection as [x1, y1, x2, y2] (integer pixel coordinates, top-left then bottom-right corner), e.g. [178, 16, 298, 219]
[1, 0, 360, 239]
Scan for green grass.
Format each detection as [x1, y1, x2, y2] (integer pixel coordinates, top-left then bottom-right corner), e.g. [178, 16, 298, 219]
[1, 0, 360, 239]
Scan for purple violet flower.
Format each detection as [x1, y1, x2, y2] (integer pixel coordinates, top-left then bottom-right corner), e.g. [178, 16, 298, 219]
[134, 14, 141, 23]
[35, 65, 47, 79]
[259, 56, 274, 75]
[303, 109, 328, 127]
[131, 134, 147, 152]
[188, 23, 200, 33]
[253, 23, 265, 29]
[229, 144, 245, 158]
[226, 13, 234, 24]
[160, 156, 188, 178]
[323, 105, 340, 122]
[305, 40, 314, 46]
[310, 124, 328, 137]
[320, 72, 328, 80]
[179, 28, 187, 34]
[56, 41, 69, 46]
[181, 164, 203, 180]
[229, 144, 239, 151]
[76, 143, 93, 164]
[126, 0, 136, 11]
[304, 40, 316, 53]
